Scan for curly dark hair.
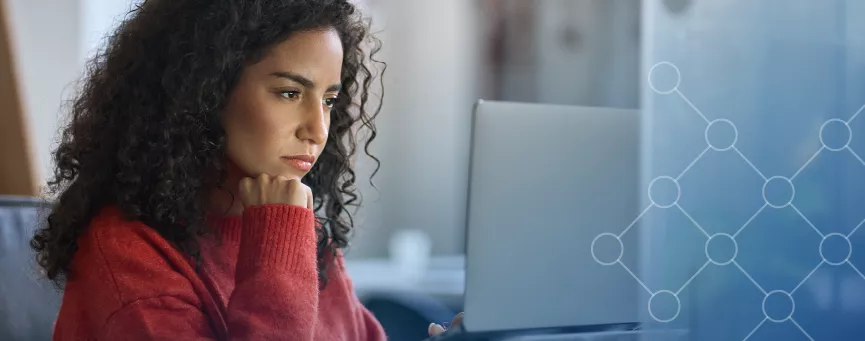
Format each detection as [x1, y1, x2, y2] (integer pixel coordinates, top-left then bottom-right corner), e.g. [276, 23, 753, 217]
[30, 0, 383, 288]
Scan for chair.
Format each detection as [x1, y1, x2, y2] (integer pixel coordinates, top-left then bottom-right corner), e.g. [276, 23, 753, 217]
[0, 196, 60, 340]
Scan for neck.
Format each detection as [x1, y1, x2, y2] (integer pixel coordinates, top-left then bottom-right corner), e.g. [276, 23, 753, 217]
[210, 162, 245, 217]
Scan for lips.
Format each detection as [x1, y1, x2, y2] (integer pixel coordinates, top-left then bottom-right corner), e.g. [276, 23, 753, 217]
[282, 155, 315, 172]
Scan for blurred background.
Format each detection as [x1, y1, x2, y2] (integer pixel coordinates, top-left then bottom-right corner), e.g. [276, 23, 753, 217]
[1, 0, 864, 340]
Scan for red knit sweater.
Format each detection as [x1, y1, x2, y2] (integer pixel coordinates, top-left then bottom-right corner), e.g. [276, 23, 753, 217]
[52, 204, 387, 340]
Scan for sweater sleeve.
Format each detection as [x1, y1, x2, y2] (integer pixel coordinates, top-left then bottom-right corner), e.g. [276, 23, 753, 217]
[227, 204, 320, 340]
[98, 204, 320, 341]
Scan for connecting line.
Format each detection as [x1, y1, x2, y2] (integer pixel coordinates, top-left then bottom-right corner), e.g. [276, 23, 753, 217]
[674, 89, 711, 124]
[847, 103, 865, 124]
[791, 260, 824, 295]
[848, 260, 865, 282]
[733, 260, 767, 295]
[790, 204, 825, 238]
[676, 260, 710, 295]
[617, 260, 652, 294]
[849, 218, 865, 239]
[676, 146, 711, 181]
[675, 203, 711, 238]
[791, 146, 824, 181]
[734, 204, 767, 238]
[847, 146, 865, 167]
[742, 318, 766, 341]
[618, 204, 653, 238]
[790, 319, 815, 341]
[732, 146, 768, 181]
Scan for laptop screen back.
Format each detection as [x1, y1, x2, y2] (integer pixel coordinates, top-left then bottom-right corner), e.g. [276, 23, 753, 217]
[463, 101, 642, 333]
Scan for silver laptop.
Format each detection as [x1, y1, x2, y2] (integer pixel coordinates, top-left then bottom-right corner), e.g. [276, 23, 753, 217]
[461, 100, 642, 335]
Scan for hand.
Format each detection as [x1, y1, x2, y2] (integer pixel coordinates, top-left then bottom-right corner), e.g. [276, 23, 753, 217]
[428, 312, 463, 337]
[238, 174, 313, 210]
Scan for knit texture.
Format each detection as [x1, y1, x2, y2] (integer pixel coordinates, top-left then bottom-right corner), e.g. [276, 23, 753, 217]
[52, 204, 386, 341]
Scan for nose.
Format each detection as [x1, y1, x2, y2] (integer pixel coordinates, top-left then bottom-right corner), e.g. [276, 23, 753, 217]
[296, 101, 329, 145]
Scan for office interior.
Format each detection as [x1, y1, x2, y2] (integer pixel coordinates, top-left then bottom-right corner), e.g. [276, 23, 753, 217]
[1, 0, 864, 340]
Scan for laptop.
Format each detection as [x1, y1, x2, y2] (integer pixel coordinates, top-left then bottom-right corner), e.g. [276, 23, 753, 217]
[429, 100, 643, 340]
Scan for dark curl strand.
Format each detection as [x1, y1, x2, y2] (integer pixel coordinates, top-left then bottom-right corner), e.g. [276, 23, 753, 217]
[30, 0, 384, 288]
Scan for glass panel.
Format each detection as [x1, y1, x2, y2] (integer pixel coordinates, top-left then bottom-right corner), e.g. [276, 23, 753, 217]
[642, 0, 865, 340]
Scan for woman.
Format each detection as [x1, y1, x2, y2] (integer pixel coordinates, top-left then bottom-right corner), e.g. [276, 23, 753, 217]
[29, 0, 403, 339]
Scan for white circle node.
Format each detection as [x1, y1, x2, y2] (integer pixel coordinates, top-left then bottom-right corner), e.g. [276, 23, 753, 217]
[819, 233, 852, 266]
[705, 119, 739, 151]
[648, 61, 681, 95]
[819, 118, 852, 152]
[648, 176, 680, 209]
[591, 233, 624, 266]
[648, 290, 681, 323]
[762, 176, 795, 209]
[762, 290, 795, 323]
[705, 233, 738, 266]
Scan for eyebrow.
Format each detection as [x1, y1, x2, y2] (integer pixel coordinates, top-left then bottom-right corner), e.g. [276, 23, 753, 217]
[270, 71, 342, 92]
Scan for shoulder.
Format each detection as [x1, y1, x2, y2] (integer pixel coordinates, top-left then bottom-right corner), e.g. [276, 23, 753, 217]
[65, 206, 203, 309]
[323, 248, 358, 292]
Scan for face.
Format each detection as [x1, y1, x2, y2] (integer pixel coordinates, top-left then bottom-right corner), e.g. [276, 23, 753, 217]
[222, 28, 344, 182]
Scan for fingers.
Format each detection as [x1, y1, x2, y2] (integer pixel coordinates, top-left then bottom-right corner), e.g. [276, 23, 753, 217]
[451, 312, 463, 327]
[428, 323, 445, 336]
[428, 312, 463, 337]
[238, 177, 253, 208]
[237, 173, 312, 208]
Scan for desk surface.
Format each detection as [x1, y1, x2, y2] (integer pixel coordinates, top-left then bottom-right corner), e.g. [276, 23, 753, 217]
[344, 255, 466, 298]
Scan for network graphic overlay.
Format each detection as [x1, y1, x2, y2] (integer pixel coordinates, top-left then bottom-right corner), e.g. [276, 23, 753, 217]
[589, 61, 865, 341]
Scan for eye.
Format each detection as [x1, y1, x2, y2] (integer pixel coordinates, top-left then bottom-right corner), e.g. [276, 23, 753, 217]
[324, 97, 337, 108]
[278, 90, 300, 100]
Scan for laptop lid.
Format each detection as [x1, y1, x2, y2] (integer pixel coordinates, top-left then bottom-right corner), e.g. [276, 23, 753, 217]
[462, 100, 642, 333]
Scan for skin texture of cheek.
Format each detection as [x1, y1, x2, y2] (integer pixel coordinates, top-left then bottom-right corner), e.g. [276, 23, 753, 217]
[224, 101, 293, 179]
